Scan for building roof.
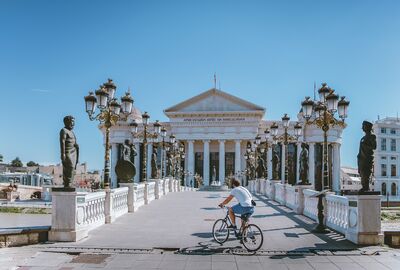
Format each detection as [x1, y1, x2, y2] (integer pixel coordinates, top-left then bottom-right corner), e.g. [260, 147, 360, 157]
[164, 88, 266, 116]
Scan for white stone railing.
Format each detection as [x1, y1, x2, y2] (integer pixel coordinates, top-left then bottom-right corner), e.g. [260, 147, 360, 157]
[265, 180, 276, 199]
[111, 187, 129, 220]
[145, 181, 156, 204]
[77, 191, 106, 230]
[274, 183, 286, 205]
[248, 180, 256, 193]
[325, 194, 349, 235]
[285, 185, 296, 209]
[302, 189, 319, 221]
[163, 178, 170, 195]
[135, 183, 145, 208]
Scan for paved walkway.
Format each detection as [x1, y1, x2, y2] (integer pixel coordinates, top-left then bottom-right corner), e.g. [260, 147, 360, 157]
[2, 190, 400, 270]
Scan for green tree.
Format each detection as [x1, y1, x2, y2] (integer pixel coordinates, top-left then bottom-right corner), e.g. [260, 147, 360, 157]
[11, 157, 23, 167]
[26, 161, 39, 167]
[0, 154, 3, 163]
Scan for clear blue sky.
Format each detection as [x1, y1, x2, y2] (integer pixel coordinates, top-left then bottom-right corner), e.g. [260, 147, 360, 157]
[1, 0, 399, 170]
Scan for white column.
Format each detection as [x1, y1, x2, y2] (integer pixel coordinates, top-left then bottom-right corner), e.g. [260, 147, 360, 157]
[235, 140, 241, 180]
[188, 140, 194, 187]
[111, 143, 119, 188]
[219, 140, 225, 185]
[134, 143, 140, 183]
[203, 140, 210, 186]
[267, 147, 273, 180]
[308, 142, 315, 187]
[296, 142, 301, 184]
[281, 144, 286, 184]
[332, 143, 341, 193]
[146, 144, 152, 180]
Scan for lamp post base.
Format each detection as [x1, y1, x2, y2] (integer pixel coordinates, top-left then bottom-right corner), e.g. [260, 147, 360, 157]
[312, 224, 330, 234]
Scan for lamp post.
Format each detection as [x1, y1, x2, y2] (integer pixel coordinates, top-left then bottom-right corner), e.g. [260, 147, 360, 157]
[270, 114, 302, 184]
[166, 136, 185, 183]
[160, 127, 167, 178]
[130, 112, 162, 182]
[301, 83, 349, 233]
[84, 79, 133, 189]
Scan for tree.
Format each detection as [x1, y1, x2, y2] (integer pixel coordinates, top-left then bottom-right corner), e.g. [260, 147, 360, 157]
[0, 154, 3, 163]
[27, 161, 39, 167]
[11, 157, 23, 167]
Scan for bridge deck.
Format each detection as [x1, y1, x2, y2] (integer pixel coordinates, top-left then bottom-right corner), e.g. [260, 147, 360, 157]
[52, 191, 355, 252]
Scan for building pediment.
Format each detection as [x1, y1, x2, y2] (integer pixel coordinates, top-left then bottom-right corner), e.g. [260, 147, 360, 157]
[164, 88, 265, 117]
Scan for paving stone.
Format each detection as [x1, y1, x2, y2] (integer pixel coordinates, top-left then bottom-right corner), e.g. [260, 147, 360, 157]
[334, 262, 365, 270]
[357, 262, 390, 270]
[159, 260, 186, 270]
[185, 261, 212, 269]
[211, 261, 237, 270]
[286, 263, 314, 270]
[309, 262, 340, 270]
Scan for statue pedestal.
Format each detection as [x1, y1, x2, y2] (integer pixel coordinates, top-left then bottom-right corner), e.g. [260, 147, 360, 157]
[49, 191, 87, 242]
[345, 194, 383, 245]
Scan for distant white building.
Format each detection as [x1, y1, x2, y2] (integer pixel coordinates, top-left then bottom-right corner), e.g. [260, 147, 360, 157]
[373, 117, 400, 202]
[0, 172, 52, 186]
[340, 166, 362, 192]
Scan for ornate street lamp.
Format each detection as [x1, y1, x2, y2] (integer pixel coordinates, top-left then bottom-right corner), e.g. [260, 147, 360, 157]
[166, 137, 185, 183]
[84, 79, 133, 189]
[130, 112, 162, 182]
[269, 114, 302, 184]
[301, 83, 350, 233]
[160, 126, 167, 178]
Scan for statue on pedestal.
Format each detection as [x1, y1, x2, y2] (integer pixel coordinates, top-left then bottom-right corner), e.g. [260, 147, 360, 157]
[272, 148, 280, 180]
[151, 145, 158, 179]
[115, 140, 136, 183]
[60, 116, 79, 189]
[299, 143, 310, 185]
[256, 153, 266, 179]
[357, 121, 376, 192]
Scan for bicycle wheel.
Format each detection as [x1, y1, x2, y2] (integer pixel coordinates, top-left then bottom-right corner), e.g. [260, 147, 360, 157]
[242, 224, 263, 252]
[212, 219, 230, 244]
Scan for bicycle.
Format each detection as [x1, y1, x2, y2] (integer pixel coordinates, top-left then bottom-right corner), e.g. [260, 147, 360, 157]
[212, 205, 263, 252]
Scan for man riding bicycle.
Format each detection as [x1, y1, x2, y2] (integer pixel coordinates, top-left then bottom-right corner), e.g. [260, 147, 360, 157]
[218, 179, 254, 229]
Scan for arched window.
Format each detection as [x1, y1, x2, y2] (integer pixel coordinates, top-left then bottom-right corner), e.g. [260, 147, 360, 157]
[391, 183, 397, 196]
[382, 182, 387, 195]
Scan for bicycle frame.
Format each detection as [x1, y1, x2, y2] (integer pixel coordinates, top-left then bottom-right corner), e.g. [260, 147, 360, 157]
[220, 207, 248, 237]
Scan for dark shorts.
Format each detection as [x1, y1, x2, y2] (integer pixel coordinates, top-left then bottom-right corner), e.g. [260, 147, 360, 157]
[232, 204, 254, 215]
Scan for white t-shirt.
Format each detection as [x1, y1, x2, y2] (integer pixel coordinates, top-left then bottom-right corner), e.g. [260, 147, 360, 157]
[230, 186, 252, 207]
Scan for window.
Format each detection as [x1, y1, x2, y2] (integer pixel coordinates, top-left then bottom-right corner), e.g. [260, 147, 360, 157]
[391, 156, 397, 160]
[381, 138, 387, 151]
[391, 129, 396, 135]
[391, 164, 397, 177]
[391, 139, 396, 151]
[382, 164, 387, 177]
[381, 128, 387, 134]
[382, 156, 387, 160]
[391, 183, 397, 196]
[382, 183, 387, 195]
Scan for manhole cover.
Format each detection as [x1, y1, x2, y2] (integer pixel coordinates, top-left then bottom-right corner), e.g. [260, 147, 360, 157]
[71, 254, 111, 264]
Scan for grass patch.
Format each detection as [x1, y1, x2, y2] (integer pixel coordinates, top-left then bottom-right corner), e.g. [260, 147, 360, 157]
[0, 207, 50, 214]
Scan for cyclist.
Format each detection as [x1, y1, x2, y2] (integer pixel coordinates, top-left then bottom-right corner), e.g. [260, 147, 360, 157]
[218, 179, 254, 229]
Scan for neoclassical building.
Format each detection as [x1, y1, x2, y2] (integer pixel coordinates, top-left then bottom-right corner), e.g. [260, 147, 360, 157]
[106, 87, 344, 193]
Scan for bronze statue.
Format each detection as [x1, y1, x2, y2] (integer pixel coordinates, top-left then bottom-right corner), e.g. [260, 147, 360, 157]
[151, 145, 158, 178]
[357, 121, 376, 192]
[60, 116, 79, 188]
[299, 143, 309, 185]
[272, 148, 280, 180]
[166, 153, 173, 176]
[256, 153, 266, 179]
[115, 140, 136, 183]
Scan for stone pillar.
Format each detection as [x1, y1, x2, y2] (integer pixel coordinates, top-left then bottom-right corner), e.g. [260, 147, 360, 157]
[345, 195, 383, 245]
[308, 142, 315, 187]
[296, 142, 301, 184]
[111, 143, 119, 188]
[332, 143, 341, 193]
[281, 144, 286, 184]
[235, 140, 241, 181]
[188, 140, 194, 187]
[203, 140, 210, 186]
[219, 140, 225, 184]
[120, 183, 136, 212]
[146, 144, 153, 181]
[49, 191, 88, 242]
[267, 147, 273, 180]
[134, 143, 140, 183]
